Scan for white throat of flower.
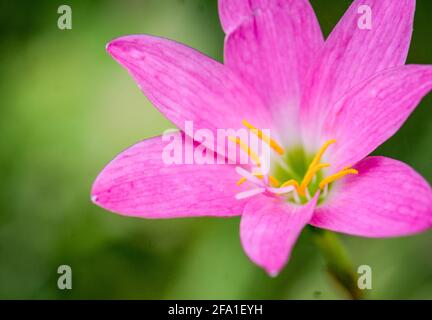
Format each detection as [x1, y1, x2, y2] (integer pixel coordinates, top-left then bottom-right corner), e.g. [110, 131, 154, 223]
[231, 120, 358, 203]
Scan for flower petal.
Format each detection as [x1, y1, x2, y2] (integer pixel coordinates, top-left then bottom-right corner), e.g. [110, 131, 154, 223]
[106, 35, 271, 153]
[323, 65, 432, 171]
[301, 0, 415, 140]
[223, 0, 323, 143]
[310, 157, 432, 237]
[240, 193, 318, 276]
[218, 0, 283, 34]
[91, 135, 246, 218]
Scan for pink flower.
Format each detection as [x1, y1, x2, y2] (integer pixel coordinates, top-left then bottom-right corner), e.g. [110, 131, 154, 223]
[92, 0, 432, 276]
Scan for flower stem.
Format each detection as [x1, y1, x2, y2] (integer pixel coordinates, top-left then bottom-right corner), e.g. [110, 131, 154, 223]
[308, 227, 363, 300]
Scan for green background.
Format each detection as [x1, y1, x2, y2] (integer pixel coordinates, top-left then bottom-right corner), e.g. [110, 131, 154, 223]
[0, 0, 431, 299]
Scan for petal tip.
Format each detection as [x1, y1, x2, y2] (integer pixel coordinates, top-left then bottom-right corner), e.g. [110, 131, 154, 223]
[266, 268, 280, 278]
[90, 177, 103, 206]
[91, 194, 99, 204]
[105, 38, 123, 56]
[105, 41, 114, 53]
[105, 36, 149, 67]
[105, 36, 136, 57]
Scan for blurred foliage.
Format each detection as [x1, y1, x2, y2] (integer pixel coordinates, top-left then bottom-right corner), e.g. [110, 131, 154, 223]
[0, 0, 431, 299]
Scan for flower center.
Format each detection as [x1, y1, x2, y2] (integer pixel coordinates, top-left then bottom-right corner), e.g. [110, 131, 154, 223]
[231, 120, 359, 204]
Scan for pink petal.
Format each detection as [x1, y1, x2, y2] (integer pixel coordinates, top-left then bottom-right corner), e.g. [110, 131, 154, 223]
[301, 0, 415, 140]
[223, 0, 323, 144]
[310, 157, 432, 237]
[106, 35, 271, 154]
[91, 135, 246, 218]
[323, 65, 432, 171]
[218, 0, 282, 34]
[240, 193, 318, 276]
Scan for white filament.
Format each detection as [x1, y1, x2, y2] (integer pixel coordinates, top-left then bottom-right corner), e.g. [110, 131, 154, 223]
[235, 187, 266, 200]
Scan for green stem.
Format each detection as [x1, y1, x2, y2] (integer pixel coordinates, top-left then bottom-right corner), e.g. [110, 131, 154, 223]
[309, 227, 363, 300]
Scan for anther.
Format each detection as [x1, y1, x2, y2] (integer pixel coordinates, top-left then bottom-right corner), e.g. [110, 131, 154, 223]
[242, 119, 284, 155]
[310, 139, 336, 168]
[228, 136, 261, 166]
[280, 179, 300, 190]
[319, 168, 358, 189]
[298, 163, 330, 196]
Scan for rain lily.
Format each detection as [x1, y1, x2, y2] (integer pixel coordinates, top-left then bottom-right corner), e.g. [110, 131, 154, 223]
[92, 0, 432, 276]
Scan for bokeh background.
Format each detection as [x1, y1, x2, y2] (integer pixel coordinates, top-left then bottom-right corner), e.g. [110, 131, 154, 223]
[0, 0, 431, 299]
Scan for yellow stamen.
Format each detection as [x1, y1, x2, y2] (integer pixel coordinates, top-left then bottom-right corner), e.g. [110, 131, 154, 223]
[299, 163, 330, 196]
[236, 177, 247, 186]
[269, 175, 280, 187]
[310, 139, 336, 168]
[233, 135, 358, 197]
[319, 168, 359, 190]
[280, 179, 300, 190]
[228, 136, 261, 166]
[242, 119, 284, 155]
[236, 173, 264, 186]
[295, 140, 336, 196]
